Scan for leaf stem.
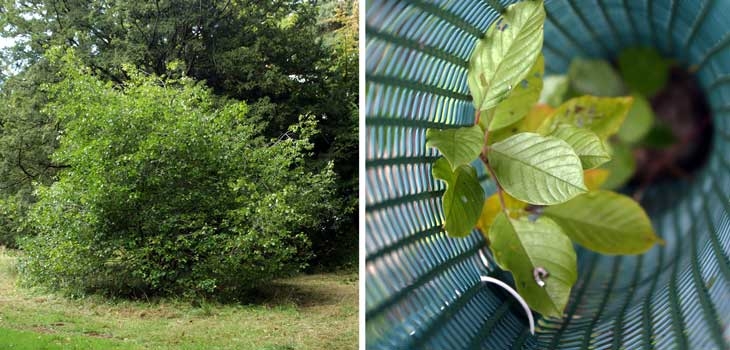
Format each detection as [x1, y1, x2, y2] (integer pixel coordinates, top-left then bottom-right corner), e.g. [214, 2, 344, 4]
[481, 126, 508, 214]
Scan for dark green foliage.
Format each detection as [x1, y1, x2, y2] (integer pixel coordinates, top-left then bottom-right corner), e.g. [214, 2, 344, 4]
[307, 1, 359, 267]
[19, 54, 337, 297]
[617, 47, 670, 98]
[1, 0, 352, 157]
[1, 0, 334, 150]
[0, 193, 31, 247]
[0, 59, 65, 247]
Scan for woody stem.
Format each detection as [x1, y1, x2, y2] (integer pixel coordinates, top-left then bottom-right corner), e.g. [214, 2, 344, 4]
[481, 124, 508, 214]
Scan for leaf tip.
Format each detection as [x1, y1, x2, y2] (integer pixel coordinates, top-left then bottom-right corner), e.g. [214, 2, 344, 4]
[543, 305, 563, 319]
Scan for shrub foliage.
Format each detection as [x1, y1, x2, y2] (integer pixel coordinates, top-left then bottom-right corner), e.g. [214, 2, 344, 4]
[19, 55, 336, 298]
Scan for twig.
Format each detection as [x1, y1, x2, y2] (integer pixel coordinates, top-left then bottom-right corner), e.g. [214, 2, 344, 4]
[481, 126, 508, 214]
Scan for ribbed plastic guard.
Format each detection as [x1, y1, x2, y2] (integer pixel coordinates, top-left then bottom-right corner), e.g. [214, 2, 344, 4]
[365, 0, 730, 348]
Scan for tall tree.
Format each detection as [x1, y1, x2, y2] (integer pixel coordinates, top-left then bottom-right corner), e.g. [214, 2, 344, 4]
[1, 0, 326, 130]
[0, 59, 63, 247]
[309, 0, 358, 266]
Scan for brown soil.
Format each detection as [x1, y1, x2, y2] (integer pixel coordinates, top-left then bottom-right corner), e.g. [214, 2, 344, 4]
[629, 67, 713, 195]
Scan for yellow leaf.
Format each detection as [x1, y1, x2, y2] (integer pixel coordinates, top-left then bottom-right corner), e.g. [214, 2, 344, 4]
[476, 191, 527, 235]
[477, 193, 502, 234]
[537, 96, 634, 139]
[522, 104, 554, 132]
[488, 104, 554, 144]
[584, 168, 610, 191]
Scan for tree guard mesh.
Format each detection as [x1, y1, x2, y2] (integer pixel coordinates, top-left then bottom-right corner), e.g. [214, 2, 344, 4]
[365, 0, 730, 348]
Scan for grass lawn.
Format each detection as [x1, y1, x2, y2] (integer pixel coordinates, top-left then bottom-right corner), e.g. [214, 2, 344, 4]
[0, 247, 357, 349]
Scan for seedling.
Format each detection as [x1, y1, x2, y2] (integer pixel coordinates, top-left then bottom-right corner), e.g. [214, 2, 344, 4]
[425, 0, 663, 318]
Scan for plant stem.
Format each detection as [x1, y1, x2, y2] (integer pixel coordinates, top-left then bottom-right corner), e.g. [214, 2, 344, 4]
[486, 161, 508, 212]
[481, 126, 508, 214]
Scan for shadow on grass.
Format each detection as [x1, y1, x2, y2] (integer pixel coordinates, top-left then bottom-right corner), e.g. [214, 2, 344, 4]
[244, 274, 356, 309]
[3, 246, 356, 316]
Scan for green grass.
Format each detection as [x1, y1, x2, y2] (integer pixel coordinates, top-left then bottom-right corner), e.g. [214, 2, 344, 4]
[0, 328, 130, 349]
[0, 247, 358, 349]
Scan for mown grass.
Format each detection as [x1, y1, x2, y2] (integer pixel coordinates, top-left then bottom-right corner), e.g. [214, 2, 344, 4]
[0, 327, 130, 349]
[0, 247, 357, 349]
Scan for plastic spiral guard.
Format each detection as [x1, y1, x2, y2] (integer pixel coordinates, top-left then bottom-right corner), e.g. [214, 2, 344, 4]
[365, 0, 730, 348]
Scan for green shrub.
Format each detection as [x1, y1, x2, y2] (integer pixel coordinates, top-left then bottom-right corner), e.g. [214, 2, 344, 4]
[19, 53, 336, 298]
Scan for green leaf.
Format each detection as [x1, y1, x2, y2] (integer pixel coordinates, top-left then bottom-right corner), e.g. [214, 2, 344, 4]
[467, 0, 545, 112]
[567, 58, 626, 96]
[432, 158, 485, 237]
[600, 142, 636, 190]
[550, 125, 610, 169]
[618, 47, 670, 98]
[538, 96, 634, 139]
[489, 213, 577, 317]
[544, 190, 664, 255]
[640, 123, 678, 149]
[426, 125, 484, 171]
[618, 93, 655, 144]
[539, 75, 569, 107]
[489, 55, 545, 131]
[488, 133, 586, 205]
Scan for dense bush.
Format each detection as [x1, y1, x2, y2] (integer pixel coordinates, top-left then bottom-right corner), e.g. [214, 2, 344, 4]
[19, 55, 336, 298]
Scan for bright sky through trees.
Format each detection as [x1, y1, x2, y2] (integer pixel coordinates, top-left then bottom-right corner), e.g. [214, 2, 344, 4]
[0, 37, 13, 48]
